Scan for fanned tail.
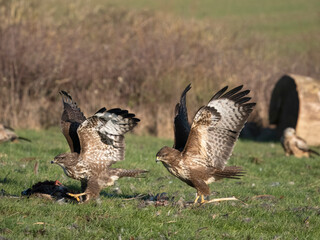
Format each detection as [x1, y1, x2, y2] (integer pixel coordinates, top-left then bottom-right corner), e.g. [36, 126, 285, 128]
[214, 166, 245, 179]
[117, 169, 148, 178]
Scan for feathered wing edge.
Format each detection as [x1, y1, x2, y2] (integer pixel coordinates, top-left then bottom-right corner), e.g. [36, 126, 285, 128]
[77, 107, 140, 165]
[174, 84, 192, 151]
[95, 108, 140, 136]
[183, 85, 256, 170]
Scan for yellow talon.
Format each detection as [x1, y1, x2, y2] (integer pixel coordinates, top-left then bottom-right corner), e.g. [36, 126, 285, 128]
[194, 195, 200, 204]
[200, 195, 207, 204]
[67, 192, 86, 202]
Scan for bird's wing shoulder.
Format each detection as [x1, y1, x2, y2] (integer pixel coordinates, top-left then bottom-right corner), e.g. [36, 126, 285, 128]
[182, 85, 255, 170]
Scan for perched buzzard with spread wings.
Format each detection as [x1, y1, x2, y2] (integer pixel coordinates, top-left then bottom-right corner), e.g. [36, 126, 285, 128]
[281, 128, 319, 158]
[0, 124, 31, 144]
[156, 84, 255, 204]
[52, 91, 146, 202]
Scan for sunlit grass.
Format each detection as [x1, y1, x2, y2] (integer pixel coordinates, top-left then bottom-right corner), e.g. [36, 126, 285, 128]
[1, 129, 320, 239]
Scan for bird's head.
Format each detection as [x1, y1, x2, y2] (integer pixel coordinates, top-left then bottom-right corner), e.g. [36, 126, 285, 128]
[156, 146, 179, 164]
[51, 152, 78, 167]
[283, 127, 296, 137]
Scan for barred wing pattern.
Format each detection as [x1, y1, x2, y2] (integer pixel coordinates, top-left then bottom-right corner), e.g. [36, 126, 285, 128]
[173, 84, 191, 151]
[59, 91, 86, 153]
[77, 108, 140, 169]
[183, 85, 255, 170]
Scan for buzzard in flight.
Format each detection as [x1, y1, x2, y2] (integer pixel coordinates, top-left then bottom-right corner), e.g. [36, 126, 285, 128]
[156, 84, 255, 204]
[281, 127, 319, 158]
[52, 91, 146, 202]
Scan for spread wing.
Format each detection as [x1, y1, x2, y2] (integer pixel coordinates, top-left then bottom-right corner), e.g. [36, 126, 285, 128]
[173, 84, 191, 151]
[182, 85, 255, 170]
[77, 108, 139, 167]
[59, 91, 86, 153]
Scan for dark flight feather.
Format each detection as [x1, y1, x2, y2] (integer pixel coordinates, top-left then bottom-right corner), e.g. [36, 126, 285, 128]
[173, 84, 192, 151]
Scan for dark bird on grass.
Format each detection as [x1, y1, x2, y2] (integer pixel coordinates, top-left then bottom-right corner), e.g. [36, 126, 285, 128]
[281, 127, 319, 158]
[0, 124, 31, 144]
[21, 180, 73, 201]
[156, 84, 255, 204]
[51, 91, 147, 202]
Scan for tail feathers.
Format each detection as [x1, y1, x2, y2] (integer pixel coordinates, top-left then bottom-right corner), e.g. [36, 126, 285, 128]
[117, 169, 148, 178]
[214, 166, 245, 179]
[309, 149, 320, 156]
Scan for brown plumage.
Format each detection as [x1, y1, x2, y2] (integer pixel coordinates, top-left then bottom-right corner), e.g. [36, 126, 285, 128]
[0, 124, 31, 144]
[52, 91, 147, 202]
[281, 128, 319, 158]
[156, 85, 255, 204]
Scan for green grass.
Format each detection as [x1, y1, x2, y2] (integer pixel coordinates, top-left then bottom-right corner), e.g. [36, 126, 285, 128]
[1, 129, 320, 239]
[103, 0, 320, 53]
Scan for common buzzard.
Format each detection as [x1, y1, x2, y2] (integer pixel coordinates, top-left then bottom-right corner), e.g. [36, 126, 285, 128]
[0, 124, 31, 143]
[156, 85, 255, 204]
[281, 127, 319, 158]
[52, 91, 146, 202]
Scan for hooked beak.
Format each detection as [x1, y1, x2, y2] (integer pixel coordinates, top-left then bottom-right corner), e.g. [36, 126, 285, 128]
[156, 156, 160, 163]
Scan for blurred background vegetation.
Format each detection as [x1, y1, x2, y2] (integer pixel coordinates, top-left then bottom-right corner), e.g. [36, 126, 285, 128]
[0, 0, 319, 138]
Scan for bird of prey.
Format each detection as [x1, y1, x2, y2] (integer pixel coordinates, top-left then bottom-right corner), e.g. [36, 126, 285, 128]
[0, 124, 31, 144]
[281, 127, 319, 158]
[52, 91, 147, 202]
[156, 84, 255, 204]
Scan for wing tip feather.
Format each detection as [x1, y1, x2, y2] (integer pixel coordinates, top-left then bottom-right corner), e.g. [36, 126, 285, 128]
[181, 83, 191, 98]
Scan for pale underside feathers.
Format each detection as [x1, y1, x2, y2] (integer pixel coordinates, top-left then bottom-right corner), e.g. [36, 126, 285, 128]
[182, 85, 255, 170]
[77, 108, 140, 167]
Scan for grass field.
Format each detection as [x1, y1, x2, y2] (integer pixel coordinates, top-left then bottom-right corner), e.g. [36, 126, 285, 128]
[1, 129, 320, 239]
[102, 0, 320, 53]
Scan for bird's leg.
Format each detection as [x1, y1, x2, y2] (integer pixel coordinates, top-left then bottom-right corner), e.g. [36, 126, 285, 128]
[67, 192, 86, 202]
[194, 194, 200, 204]
[200, 194, 207, 204]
